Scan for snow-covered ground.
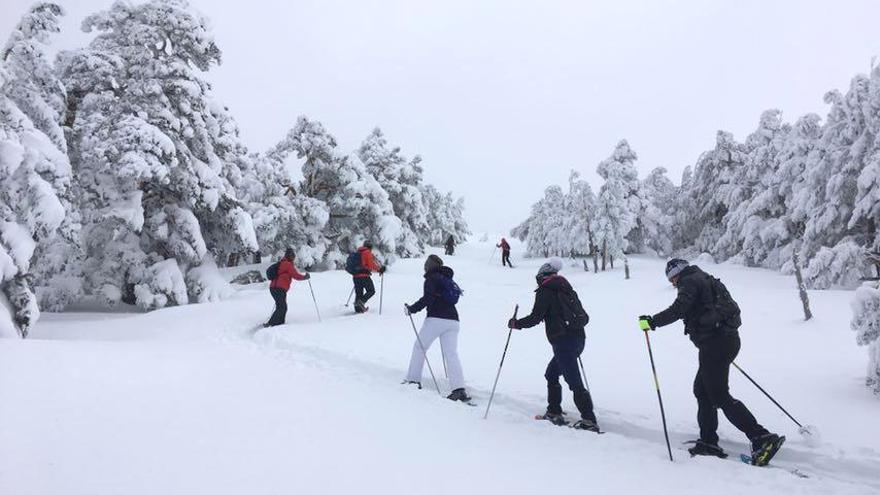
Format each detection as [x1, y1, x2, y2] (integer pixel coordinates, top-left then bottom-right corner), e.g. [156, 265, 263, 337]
[1, 240, 878, 494]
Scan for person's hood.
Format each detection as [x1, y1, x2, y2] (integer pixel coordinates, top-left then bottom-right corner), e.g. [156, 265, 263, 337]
[536, 274, 571, 292]
[426, 266, 455, 279]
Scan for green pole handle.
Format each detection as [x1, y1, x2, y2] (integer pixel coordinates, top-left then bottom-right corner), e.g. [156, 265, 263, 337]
[639, 318, 651, 331]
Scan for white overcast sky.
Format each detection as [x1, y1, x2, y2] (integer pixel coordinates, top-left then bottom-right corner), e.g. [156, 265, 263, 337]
[4, 0, 880, 233]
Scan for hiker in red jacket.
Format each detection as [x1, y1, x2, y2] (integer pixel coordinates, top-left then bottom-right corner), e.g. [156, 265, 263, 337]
[265, 248, 309, 327]
[352, 240, 385, 313]
[498, 238, 513, 267]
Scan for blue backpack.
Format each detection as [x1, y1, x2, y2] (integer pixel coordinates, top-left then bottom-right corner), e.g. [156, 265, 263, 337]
[345, 252, 363, 275]
[438, 276, 463, 305]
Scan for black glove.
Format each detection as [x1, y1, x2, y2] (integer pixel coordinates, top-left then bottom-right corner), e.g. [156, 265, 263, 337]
[303, 273, 311, 280]
[638, 315, 656, 331]
[508, 318, 518, 330]
[379, 266, 387, 274]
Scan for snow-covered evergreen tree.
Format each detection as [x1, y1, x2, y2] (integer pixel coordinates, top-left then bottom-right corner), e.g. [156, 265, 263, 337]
[357, 128, 427, 256]
[59, 0, 257, 309]
[561, 170, 596, 257]
[272, 116, 400, 267]
[630, 166, 675, 256]
[852, 280, 880, 395]
[591, 140, 640, 267]
[0, 3, 81, 336]
[420, 184, 470, 247]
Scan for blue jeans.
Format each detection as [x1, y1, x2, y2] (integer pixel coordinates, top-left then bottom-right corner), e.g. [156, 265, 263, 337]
[545, 334, 596, 422]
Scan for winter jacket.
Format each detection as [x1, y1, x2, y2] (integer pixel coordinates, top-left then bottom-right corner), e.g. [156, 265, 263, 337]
[353, 247, 382, 279]
[407, 266, 459, 321]
[514, 275, 585, 342]
[497, 239, 510, 252]
[270, 258, 307, 291]
[651, 265, 738, 346]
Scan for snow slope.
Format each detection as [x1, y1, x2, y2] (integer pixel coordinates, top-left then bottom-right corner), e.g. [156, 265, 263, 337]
[1, 240, 878, 494]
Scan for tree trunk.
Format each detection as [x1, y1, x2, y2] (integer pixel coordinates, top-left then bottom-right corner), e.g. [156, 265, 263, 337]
[592, 247, 599, 273]
[624, 256, 630, 280]
[583, 259, 590, 272]
[610, 255, 614, 269]
[254, 250, 262, 264]
[601, 241, 607, 271]
[792, 249, 812, 321]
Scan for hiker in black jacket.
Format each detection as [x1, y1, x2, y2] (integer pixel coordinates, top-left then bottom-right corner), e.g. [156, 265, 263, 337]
[508, 258, 599, 432]
[404, 254, 469, 402]
[640, 259, 783, 465]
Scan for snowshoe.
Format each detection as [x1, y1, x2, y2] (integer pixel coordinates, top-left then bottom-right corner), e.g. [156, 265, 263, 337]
[685, 440, 728, 458]
[401, 380, 422, 390]
[535, 412, 568, 426]
[570, 419, 602, 433]
[446, 388, 471, 402]
[749, 433, 785, 466]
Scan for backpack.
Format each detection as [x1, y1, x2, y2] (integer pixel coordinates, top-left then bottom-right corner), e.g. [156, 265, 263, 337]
[345, 252, 363, 275]
[266, 261, 280, 281]
[706, 275, 742, 330]
[557, 288, 589, 331]
[437, 276, 463, 305]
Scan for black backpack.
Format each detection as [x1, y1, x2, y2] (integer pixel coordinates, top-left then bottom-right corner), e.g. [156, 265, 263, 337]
[345, 252, 363, 275]
[707, 275, 742, 330]
[557, 288, 589, 331]
[266, 261, 280, 281]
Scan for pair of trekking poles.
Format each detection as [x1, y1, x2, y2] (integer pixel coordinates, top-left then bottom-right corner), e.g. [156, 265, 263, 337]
[480, 312, 809, 463]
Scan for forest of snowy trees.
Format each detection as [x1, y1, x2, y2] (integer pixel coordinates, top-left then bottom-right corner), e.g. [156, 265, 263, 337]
[0, 1, 469, 337]
[514, 69, 880, 394]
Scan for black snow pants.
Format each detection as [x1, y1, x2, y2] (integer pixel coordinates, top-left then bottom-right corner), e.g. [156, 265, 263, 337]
[545, 334, 596, 422]
[267, 287, 288, 326]
[502, 250, 512, 267]
[353, 276, 376, 312]
[694, 332, 769, 444]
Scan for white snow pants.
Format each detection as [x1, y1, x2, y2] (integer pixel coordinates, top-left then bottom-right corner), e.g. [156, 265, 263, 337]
[406, 317, 465, 390]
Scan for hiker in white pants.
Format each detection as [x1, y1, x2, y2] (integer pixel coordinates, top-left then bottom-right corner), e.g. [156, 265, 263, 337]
[404, 254, 470, 402]
[406, 317, 465, 391]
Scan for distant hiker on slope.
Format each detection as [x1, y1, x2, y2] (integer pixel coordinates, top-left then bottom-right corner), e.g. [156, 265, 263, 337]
[265, 248, 310, 327]
[346, 240, 385, 314]
[445, 235, 456, 256]
[508, 258, 599, 432]
[639, 259, 783, 465]
[498, 238, 513, 267]
[403, 254, 470, 402]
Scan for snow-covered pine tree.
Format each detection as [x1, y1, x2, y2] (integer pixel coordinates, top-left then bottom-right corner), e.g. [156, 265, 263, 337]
[0, 3, 81, 337]
[717, 110, 792, 264]
[357, 128, 428, 256]
[630, 166, 675, 256]
[686, 131, 748, 255]
[852, 279, 880, 395]
[272, 116, 400, 267]
[59, 0, 258, 309]
[420, 184, 470, 247]
[561, 170, 596, 257]
[591, 140, 640, 269]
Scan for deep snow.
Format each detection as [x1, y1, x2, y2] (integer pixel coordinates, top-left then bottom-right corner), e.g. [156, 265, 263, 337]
[1, 240, 878, 494]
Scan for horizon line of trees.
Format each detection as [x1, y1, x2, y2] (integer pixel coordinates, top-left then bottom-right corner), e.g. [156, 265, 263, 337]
[0, 1, 469, 337]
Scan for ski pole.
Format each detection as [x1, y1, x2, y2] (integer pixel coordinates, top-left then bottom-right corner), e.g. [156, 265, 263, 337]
[379, 273, 384, 315]
[640, 319, 674, 462]
[484, 305, 518, 419]
[345, 287, 354, 307]
[441, 346, 449, 379]
[578, 356, 591, 393]
[488, 246, 498, 265]
[732, 362, 805, 430]
[407, 309, 441, 396]
[307, 279, 321, 322]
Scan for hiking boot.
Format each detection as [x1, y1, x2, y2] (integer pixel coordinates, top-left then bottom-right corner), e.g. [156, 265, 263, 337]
[446, 388, 471, 402]
[750, 433, 785, 466]
[401, 380, 422, 390]
[538, 411, 569, 426]
[570, 419, 601, 433]
[687, 440, 728, 458]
